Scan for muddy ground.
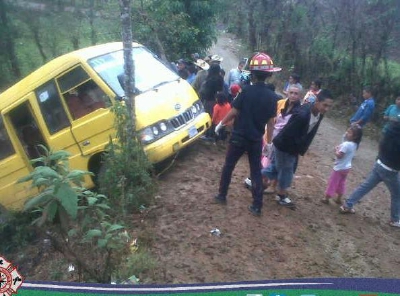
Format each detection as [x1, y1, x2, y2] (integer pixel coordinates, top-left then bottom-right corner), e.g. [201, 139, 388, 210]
[140, 32, 400, 284]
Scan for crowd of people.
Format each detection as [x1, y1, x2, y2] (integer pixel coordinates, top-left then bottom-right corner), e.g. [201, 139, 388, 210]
[171, 52, 400, 228]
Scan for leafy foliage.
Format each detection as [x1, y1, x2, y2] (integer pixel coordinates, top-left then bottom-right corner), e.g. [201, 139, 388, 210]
[131, 0, 220, 61]
[219, 0, 400, 123]
[0, 0, 221, 90]
[18, 146, 131, 283]
[99, 101, 155, 217]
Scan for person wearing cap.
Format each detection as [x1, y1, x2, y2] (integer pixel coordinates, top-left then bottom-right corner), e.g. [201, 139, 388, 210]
[199, 63, 224, 126]
[213, 52, 281, 216]
[210, 54, 223, 65]
[192, 59, 210, 94]
[229, 84, 241, 103]
[339, 122, 400, 228]
[210, 54, 225, 75]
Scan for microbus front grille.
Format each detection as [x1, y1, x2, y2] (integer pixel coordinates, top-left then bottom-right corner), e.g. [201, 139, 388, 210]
[170, 109, 194, 129]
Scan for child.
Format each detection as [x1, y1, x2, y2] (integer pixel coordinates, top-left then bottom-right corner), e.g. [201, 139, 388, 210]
[302, 78, 322, 104]
[229, 84, 241, 103]
[212, 91, 232, 144]
[321, 124, 363, 204]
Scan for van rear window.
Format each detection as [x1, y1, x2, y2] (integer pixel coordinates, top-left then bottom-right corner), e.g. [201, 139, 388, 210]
[0, 116, 15, 160]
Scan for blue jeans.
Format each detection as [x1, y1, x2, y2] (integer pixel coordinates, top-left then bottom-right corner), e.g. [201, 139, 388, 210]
[262, 146, 298, 184]
[345, 162, 400, 221]
[270, 147, 298, 191]
[219, 138, 263, 209]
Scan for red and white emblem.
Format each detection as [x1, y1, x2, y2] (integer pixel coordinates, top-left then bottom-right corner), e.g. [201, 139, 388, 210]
[0, 256, 23, 295]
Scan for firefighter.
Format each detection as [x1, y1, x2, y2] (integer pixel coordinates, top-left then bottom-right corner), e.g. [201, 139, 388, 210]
[213, 52, 281, 216]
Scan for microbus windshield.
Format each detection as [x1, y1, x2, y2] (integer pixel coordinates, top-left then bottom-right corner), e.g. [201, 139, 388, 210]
[88, 47, 179, 97]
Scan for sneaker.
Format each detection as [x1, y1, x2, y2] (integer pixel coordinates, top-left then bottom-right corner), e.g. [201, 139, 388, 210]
[278, 196, 296, 208]
[244, 177, 252, 189]
[248, 205, 261, 216]
[339, 205, 355, 214]
[274, 194, 281, 201]
[213, 195, 227, 205]
[389, 220, 400, 228]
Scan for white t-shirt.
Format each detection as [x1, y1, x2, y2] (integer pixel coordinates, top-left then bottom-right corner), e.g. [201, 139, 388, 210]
[308, 112, 320, 133]
[333, 141, 357, 171]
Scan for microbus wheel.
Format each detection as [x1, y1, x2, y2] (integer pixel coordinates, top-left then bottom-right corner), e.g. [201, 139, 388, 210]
[88, 153, 107, 189]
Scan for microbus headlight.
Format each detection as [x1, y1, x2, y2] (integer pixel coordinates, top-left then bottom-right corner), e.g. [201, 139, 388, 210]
[139, 120, 174, 145]
[140, 127, 155, 144]
[159, 122, 167, 132]
[152, 126, 159, 136]
[192, 100, 204, 116]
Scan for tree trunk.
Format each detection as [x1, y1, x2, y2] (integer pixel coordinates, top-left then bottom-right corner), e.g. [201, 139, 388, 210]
[89, 0, 97, 45]
[119, 0, 136, 137]
[247, 0, 257, 52]
[31, 23, 47, 62]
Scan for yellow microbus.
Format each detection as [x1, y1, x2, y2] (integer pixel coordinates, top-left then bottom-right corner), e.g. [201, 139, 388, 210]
[0, 42, 211, 210]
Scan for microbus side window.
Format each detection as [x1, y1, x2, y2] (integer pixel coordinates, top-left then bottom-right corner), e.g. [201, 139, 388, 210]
[0, 116, 15, 160]
[57, 66, 111, 120]
[35, 81, 70, 134]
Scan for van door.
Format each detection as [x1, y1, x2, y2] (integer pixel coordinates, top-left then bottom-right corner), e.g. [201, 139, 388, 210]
[0, 114, 33, 209]
[56, 66, 114, 156]
[7, 101, 48, 164]
[2, 101, 50, 208]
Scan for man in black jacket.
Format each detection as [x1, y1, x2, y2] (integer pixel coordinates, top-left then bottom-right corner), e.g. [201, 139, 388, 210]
[214, 52, 281, 216]
[340, 122, 400, 228]
[272, 89, 334, 207]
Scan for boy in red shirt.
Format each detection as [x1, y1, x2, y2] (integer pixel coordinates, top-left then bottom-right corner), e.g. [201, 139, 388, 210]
[212, 91, 232, 143]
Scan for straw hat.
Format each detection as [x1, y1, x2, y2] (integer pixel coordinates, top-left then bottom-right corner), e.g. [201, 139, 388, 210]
[211, 54, 223, 62]
[194, 59, 210, 70]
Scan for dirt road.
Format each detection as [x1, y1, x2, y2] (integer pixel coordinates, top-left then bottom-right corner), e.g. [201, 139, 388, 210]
[141, 31, 400, 284]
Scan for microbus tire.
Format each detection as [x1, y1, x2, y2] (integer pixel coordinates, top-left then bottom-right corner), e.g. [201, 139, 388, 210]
[88, 153, 107, 189]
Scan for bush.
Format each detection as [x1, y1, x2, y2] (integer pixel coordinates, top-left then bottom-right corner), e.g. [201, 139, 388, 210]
[98, 101, 155, 217]
[19, 146, 131, 283]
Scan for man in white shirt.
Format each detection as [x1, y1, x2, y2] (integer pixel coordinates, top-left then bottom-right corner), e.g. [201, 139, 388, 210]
[227, 60, 246, 88]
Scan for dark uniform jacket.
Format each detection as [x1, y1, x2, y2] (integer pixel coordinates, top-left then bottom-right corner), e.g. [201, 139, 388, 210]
[273, 103, 323, 156]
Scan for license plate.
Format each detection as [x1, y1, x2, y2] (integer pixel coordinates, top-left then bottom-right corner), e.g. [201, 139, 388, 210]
[188, 126, 198, 138]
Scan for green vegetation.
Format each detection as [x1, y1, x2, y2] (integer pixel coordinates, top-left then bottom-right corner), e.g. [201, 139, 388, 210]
[17, 145, 131, 283]
[98, 102, 155, 217]
[219, 0, 400, 121]
[0, 0, 221, 89]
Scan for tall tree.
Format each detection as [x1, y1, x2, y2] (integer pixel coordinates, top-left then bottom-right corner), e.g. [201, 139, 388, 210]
[119, 0, 136, 137]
